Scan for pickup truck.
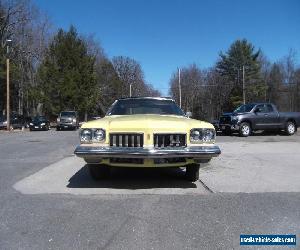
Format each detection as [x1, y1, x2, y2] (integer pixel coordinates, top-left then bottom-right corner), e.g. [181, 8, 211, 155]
[219, 103, 300, 137]
[56, 111, 79, 131]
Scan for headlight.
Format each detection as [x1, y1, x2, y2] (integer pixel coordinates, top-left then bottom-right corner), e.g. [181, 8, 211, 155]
[29, 123, 33, 125]
[202, 129, 215, 142]
[190, 128, 215, 143]
[72, 118, 76, 123]
[93, 129, 105, 142]
[80, 128, 106, 143]
[57, 118, 60, 122]
[231, 116, 238, 121]
[80, 129, 93, 143]
[41, 123, 45, 126]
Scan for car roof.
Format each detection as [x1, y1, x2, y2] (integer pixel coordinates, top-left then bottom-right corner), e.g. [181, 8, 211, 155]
[117, 96, 174, 101]
[247, 103, 274, 105]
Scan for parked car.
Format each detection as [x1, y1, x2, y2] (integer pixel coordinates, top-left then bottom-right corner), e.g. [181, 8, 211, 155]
[219, 103, 300, 137]
[211, 119, 220, 132]
[74, 97, 221, 182]
[0, 114, 27, 130]
[56, 111, 79, 130]
[29, 116, 50, 131]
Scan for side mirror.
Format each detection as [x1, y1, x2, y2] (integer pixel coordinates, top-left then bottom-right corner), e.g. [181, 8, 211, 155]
[186, 111, 192, 118]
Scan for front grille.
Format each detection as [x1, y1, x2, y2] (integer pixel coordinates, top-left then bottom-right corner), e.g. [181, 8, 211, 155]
[109, 133, 144, 147]
[154, 133, 186, 148]
[220, 116, 231, 124]
[60, 118, 72, 124]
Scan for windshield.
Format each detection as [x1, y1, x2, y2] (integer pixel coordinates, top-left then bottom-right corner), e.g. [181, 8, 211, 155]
[33, 116, 46, 122]
[234, 104, 255, 113]
[0, 116, 6, 122]
[107, 99, 185, 116]
[61, 111, 76, 117]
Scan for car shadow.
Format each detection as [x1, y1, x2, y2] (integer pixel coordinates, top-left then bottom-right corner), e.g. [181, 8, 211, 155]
[218, 130, 290, 137]
[67, 165, 197, 189]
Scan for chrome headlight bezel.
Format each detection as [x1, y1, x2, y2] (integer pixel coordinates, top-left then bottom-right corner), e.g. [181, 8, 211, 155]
[80, 128, 106, 143]
[93, 129, 106, 142]
[190, 128, 216, 143]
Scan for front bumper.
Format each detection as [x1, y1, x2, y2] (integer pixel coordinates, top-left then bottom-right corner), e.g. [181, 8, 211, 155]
[30, 125, 46, 130]
[57, 123, 76, 128]
[219, 123, 240, 131]
[74, 145, 221, 160]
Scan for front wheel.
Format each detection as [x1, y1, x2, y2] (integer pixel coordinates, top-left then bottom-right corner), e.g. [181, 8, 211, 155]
[88, 164, 110, 180]
[239, 122, 251, 137]
[285, 121, 296, 135]
[185, 164, 200, 182]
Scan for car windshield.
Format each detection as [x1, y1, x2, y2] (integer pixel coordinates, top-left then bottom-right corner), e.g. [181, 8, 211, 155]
[61, 111, 76, 117]
[107, 98, 185, 116]
[33, 116, 46, 122]
[0, 116, 6, 122]
[234, 104, 255, 113]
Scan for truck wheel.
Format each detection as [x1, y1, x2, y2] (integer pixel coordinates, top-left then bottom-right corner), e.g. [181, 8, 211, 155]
[285, 121, 296, 135]
[239, 122, 251, 137]
[185, 164, 200, 182]
[88, 164, 110, 180]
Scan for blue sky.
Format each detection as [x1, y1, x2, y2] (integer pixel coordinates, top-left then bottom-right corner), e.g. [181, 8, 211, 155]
[34, 0, 300, 95]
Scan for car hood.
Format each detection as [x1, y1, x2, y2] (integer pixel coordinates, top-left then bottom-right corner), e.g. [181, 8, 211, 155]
[31, 121, 46, 125]
[221, 112, 248, 117]
[81, 114, 213, 133]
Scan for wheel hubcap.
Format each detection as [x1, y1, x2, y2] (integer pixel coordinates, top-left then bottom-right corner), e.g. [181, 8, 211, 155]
[242, 125, 250, 135]
[288, 124, 295, 134]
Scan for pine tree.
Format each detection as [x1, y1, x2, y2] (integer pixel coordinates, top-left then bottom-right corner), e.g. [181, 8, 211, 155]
[37, 26, 98, 119]
[216, 39, 264, 110]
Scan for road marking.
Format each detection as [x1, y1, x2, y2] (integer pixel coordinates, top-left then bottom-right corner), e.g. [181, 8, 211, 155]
[13, 156, 210, 195]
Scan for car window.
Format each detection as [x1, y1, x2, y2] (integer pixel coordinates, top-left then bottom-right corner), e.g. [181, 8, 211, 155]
[234, 104, 255, 113]
[61, 111, 76, 117]
[255, 104, 268, 113]
[266, 104, 274, 112]
[108, 99, 185, 116]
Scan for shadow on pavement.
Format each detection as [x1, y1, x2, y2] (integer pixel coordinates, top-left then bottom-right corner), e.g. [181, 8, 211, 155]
[217, 130, 291, 137]
[67, 165, 197, 189]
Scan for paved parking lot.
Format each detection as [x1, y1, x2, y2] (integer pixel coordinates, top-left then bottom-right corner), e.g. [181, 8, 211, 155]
[12, 130, 300, 195]
[1, 129, 299, 249]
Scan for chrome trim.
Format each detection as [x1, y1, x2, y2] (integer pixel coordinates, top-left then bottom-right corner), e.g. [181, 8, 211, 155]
[154, 133, 187, 148]
[74, 145, 221, 159]
[109, 133, 144, 147]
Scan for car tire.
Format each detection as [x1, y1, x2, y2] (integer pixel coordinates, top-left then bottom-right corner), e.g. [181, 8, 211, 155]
[239, 122, 251, 137]
[56, 126, 60, 131]
[88, 164, 110, 180]
[185, 164, 200, 182]
[285, 121, 296, 135]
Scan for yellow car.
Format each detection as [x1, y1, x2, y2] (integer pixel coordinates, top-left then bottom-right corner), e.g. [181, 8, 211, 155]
[74, 97, 221, 182]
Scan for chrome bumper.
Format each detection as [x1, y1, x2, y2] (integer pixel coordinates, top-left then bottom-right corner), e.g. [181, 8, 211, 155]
[219, 123, 240, 131]
[74, 145, 221, 159]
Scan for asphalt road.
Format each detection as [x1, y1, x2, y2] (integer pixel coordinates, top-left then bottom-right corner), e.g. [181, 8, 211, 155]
[0, 130, 299, 249]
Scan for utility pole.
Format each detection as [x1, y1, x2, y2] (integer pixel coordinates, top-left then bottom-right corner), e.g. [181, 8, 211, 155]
[6, 39, 12, 131]
[242, 65, 245, 105]
[178, 68, 182, 108]
[129, 83, 132, 97]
